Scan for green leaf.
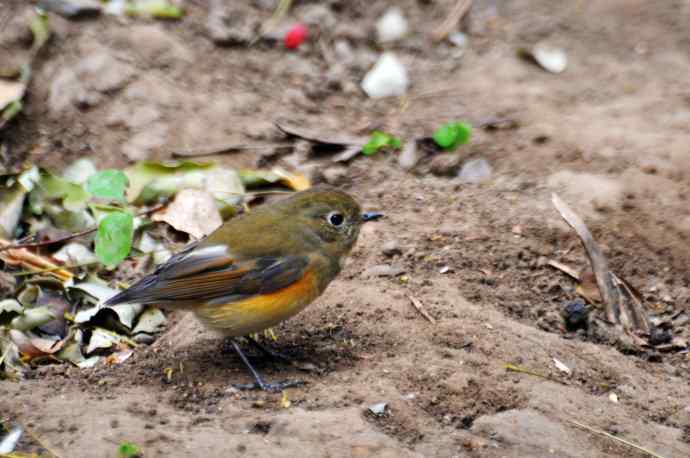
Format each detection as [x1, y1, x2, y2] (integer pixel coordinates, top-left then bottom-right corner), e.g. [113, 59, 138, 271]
[36, 169, 91, 211]
[124, 161, 244, 219]
[362, 131, 403, 156]
[432, 121, 473, 150]
[126, 1, 185, 19]
[452, 121, 472, 147]
[29, 10, 51, 53]
[1, 100, 22, 122]
[0, 181, 27, 238]
[87, 170, 129, 201]
[95, 212, 134, 267]
[118, 442, 141, 458]
[432, 122, 458, 149]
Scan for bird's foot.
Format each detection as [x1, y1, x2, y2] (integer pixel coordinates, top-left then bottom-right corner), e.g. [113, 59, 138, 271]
[245, 336, 293, 364]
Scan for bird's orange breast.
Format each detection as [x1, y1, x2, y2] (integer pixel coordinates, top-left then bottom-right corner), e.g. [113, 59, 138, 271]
[193, 270, 322, 337]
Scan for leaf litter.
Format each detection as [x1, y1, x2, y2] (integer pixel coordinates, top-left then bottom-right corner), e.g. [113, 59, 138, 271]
[0, 156, 309, 379]
[550, 194, 687, 354]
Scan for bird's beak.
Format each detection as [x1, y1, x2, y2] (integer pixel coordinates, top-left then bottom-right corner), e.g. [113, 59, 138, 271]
[361, 212, 384, 222]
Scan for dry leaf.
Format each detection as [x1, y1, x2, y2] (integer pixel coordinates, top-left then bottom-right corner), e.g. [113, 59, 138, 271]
[577, 270, 602, 304]
[275, 120, 368, 146]
[152, 189, 222, 240]
[270, 167, 311, 191]
[0, 238, 74, 283]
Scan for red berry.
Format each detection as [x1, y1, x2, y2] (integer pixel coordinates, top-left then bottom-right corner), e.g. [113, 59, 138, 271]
[284, 23, 308, 49]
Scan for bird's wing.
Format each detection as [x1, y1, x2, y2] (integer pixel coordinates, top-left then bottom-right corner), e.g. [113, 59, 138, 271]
[104, 243, 310, 308]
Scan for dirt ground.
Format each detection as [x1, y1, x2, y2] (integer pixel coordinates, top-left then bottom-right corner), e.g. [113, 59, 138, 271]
[1, 0, 690, 457]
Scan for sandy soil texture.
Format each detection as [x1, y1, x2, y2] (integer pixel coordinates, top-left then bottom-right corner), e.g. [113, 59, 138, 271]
[1, 1, 689, 457]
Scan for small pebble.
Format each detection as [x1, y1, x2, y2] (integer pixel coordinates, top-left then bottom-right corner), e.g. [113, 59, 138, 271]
[562, 299, 588, 330]
[398, 139, 419, 170]
[320, 166, 348, 185]
[381, 240, 402, 257]
[376, 7, 408, 43]
[361, 53, 409, 98]
[458, 158, 492, 184]
[363, 264, 405, 277]
[649, 327, 672, 346]
[430, 154, 461, 176]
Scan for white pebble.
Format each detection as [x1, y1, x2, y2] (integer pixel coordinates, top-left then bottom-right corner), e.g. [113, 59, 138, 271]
[361, 52, 409, 98]
[458, 158, 492, 184]
[376, 7, 408, 43]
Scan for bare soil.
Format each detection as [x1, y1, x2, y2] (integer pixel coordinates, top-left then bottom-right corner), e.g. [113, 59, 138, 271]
[1, 1, 689, 457]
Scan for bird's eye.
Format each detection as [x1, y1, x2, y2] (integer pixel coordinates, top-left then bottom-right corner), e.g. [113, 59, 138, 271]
[327, 212, 345, 227]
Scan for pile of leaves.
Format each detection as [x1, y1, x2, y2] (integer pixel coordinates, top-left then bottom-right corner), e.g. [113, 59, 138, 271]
[0, 158, 308, 379]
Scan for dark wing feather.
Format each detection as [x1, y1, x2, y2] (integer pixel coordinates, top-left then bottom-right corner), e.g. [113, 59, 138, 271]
[104, 242, 309, 309]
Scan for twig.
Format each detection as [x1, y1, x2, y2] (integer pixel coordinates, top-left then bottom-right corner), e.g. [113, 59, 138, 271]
[10, 260, 100, 277]
[547, 259, 580, 281]
[504, 363, 567, 385]
[566, 419, 667, 458]
[0, 227, 96, 253]
[0, 204, 165, 253]
[504, 363, 550, 381]
[432, 0, 473, 42]
[171, 142, 293, 158]
[552, 193, 650, 333]
[408, 295, 436, 324]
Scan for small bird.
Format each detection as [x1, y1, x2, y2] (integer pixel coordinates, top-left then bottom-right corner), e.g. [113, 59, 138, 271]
[105, 187, 381, 391]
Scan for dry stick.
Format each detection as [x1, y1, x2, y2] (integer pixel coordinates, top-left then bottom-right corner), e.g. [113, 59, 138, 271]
[547, 259, 580, 281]
[504, 363, 567, 385]
[171, 142, 294, 158]
[566, 419, 667, 458]
[0, 227, 96, 253]
[0, 203, 166, 253]
[551, 193, 650, 333]
[432, 0, 473, 42]
[504, 363, 550, 381]
[408, 295, 436, 324]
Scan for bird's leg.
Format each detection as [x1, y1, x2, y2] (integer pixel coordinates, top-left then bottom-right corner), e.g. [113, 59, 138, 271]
[245, 335, 293, 364]
[229, 339, 304, 392]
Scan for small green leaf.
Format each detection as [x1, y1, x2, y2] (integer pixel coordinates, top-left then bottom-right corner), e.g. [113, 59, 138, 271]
[29, 10, 51, 53]
[432, 122, 458, 149]
[37, 170, 91, 211]
[95, 212, 134, 267]
[1, 100, 23, 122]
[432, 121, 473, 150]
[362, 131, 403, 156]
[452, 121, 472, 147]
[126, 1, 185, 19]
[87, 170, 129, 201]
[118, 441, 141, 458]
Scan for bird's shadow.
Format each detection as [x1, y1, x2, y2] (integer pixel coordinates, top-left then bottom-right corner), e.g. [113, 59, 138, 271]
[134, 325, 362, 390]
